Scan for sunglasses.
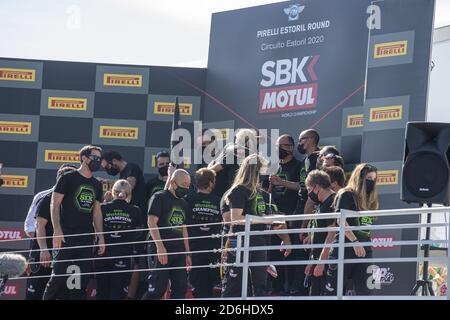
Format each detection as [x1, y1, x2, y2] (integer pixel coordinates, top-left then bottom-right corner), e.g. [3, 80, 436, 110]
[89, 154, 101, 161]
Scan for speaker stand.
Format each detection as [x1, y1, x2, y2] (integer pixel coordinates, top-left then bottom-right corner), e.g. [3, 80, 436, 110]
[410, 203, 434, 296]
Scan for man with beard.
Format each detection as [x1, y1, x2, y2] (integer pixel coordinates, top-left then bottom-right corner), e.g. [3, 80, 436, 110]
[43, 145, 105, 300]
[146, 151, 170, 204]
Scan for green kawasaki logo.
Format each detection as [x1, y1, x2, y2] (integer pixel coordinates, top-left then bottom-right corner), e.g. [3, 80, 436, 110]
[169, 207, 185, 226]
[74, 184, 96, 214]
[252, 193, 267, 215]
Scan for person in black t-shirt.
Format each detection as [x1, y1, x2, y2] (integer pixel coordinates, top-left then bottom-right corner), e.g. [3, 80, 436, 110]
[43, 145, 105, 300]
[324, 163, 379, 296]
[101, 151, 147, 215]
[95, 179, 143, 300]
[303, 170, 336, 296]
[267, 134, 302, 294]
[288, 129, 320, 296]
[101, 150, 147, 299]
[26, 164, 77, 300]
[221, 154, 291, 298]
[185, 168, 222, 298]
[142, 169, 192, 300]
[208, 129, 259, 198]
[146, 151, 170, 206]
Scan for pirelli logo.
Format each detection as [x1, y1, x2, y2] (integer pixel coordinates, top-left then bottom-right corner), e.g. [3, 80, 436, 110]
[48, 97, 87, 111]
[45, 150, 80, 163]
[154, 102, 193, 116]
[0, 121, 32, 135]
[374, 40, 408, 59]
[102, 181, 115, 192]
[0, 68, 36, 82]
[2, 175, 28, 188]
[377, 170, 399, 185]
[369, 105, 403, 122]
[151, 155, 190, 169]
[206, 128, 229, 141]
[99, 126, 139, 140]
[103, 73, 142, 87]
[347, 114, 364, 128]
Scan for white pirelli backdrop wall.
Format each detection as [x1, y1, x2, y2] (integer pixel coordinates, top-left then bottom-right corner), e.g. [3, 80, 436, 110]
[427, 25, 450, 123]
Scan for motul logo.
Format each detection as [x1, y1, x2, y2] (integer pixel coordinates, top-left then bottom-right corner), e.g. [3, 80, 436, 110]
[347, 114, 364, 128]
[3, 285, 19, 296]
[0, 121, 32, 135]
[99, 126, 138, 140]
[1, 175, 28, 188]
[259, 56, 319, 113]
[377, 170, 398, 185]
[0, 68, 36, 82]
[154, 102, 192, 115]
[48, 97, 87, 111]
[103, 73, 142, 87]
[371, 236, 395, 248]
[369, 106, 402, 122]
[45, 150, 80, 163]
[0, 230, 24, 240]
[374, 41, 407, 58]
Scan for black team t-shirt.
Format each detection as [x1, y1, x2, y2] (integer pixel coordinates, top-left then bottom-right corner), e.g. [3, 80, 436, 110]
[120, 162, 147, 215]
[272, 158, 302, 215]
[185, 192, 222, 252]
[229, 186, 270, 233]
[334, 191, 373, 253]
[32, 193, 54, 251]
[298, 152, 319, 204]
[212, 152, 239, 198]
[311, 193, 336, 259]
[145, 177, 166, 205]
[101, 199, 143, 257]
[54, 170, 103, 238]
[147, 190, 189, 253]
[220, 195, 231, 234]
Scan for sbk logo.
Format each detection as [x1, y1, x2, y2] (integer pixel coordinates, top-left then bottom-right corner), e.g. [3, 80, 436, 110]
[367, 265, 395, 290]
[371, 236, 395, 249]
[0, 230, 24, 240]
[259, 56, 319, 113]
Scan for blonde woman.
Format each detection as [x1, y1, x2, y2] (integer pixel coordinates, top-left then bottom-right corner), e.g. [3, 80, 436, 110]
[96, 179, 143, 300]
[221, 154, 291, 297]
[324, 163, 379, 296]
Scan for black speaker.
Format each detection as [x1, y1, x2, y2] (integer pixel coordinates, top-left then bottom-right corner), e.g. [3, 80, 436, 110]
[401, 122, 450, 205]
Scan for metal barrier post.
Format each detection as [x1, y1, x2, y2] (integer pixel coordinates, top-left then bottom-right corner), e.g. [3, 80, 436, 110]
[236, 233, 242, 267]
[241, 215, 252, 299]
[337, 209, 348, 300]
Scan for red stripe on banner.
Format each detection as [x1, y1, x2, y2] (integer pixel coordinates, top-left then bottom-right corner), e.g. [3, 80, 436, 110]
[310, 83, 365, 128]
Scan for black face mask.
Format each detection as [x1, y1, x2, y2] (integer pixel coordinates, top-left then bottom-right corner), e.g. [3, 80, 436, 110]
[365, 179, 375, 195]
[158, 165, 169, 177]
[106, 164, 120, 176]
[88, 159, 101, 172]
[308, 189, 320, 204]
[278, 148, 290, 160]
[297, 143, 306, 154]
[174, 184, 189, 198]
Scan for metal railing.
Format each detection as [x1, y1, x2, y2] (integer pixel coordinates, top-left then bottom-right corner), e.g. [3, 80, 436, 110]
[235, 206, 450, 300]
